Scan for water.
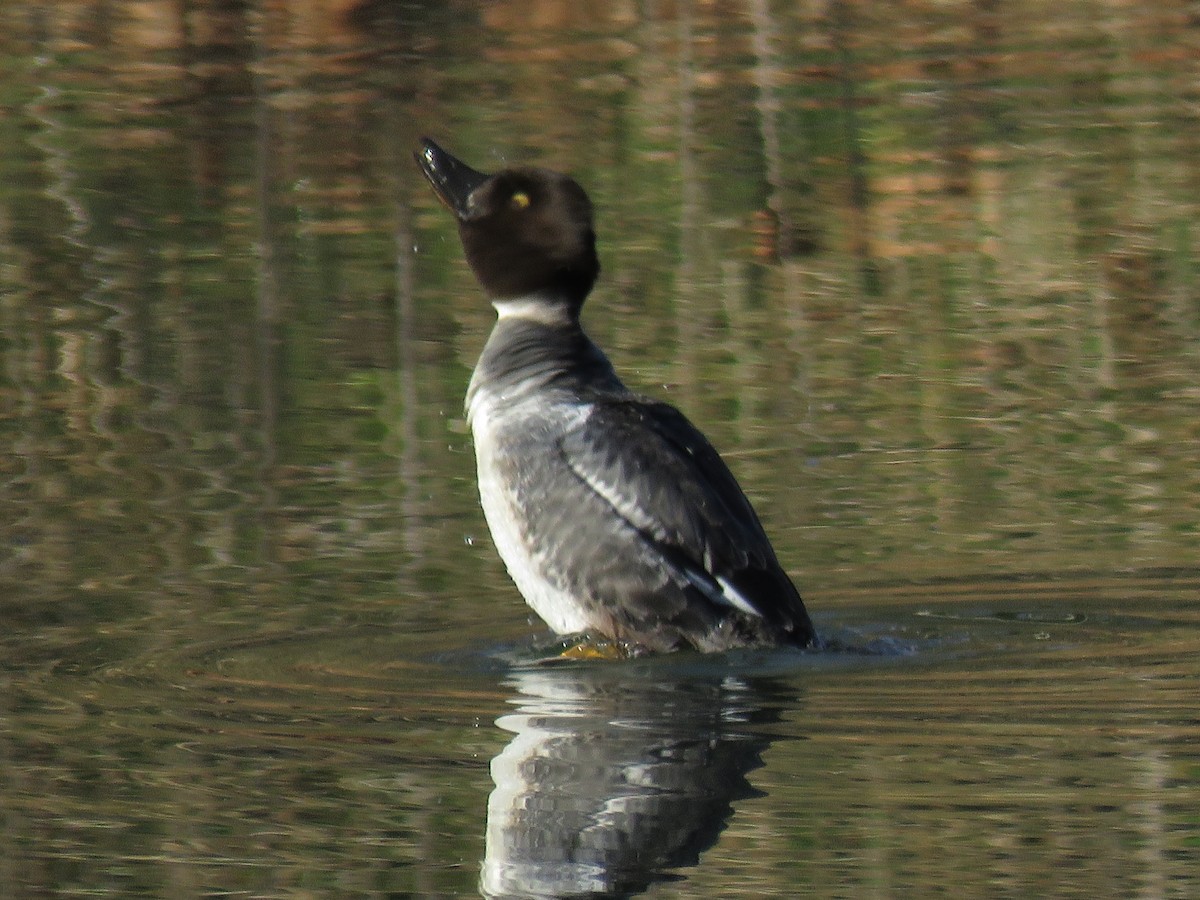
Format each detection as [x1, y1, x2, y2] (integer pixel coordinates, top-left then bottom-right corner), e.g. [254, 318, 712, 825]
[1, 2, 1198, 897]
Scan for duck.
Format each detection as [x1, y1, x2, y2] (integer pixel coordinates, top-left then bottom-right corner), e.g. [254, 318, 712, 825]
[415, 138, 817, 653]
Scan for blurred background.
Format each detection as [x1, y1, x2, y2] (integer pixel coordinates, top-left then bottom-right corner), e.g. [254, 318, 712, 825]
[1, 1, 1198, 897]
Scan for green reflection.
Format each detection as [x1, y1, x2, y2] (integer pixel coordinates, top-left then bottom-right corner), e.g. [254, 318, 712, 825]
[1, 1, 1198, 897]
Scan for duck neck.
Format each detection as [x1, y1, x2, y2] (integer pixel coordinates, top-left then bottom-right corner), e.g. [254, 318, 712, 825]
[466, 293, 621, 418]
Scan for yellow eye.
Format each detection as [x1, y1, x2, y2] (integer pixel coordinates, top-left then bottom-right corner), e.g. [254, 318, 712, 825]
[511, 191, 531, 209]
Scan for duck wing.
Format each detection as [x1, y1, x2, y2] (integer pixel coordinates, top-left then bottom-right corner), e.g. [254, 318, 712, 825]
[557, 396, 814, 643]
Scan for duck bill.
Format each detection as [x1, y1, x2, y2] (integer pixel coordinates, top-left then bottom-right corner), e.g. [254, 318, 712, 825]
[415, 138, 490, 220]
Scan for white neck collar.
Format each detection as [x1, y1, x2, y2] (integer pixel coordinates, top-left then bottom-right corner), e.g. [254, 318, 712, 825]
[492, 295, 576, 327]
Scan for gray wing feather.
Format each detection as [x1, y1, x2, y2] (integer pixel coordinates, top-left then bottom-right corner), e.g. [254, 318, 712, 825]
[557, 398, 789, 620]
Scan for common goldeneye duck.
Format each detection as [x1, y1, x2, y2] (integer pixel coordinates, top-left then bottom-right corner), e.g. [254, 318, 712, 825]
[416, 138, 818, 653]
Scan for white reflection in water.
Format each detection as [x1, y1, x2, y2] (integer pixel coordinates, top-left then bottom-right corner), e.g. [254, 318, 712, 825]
[482, 664, 795, 898]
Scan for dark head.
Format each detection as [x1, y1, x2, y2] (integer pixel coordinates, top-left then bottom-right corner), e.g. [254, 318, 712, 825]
[415, 139, 600, 310]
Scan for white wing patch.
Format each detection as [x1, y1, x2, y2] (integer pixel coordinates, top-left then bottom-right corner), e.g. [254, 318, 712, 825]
[677, 565, 763, 619]
[716, 575, 764, 618]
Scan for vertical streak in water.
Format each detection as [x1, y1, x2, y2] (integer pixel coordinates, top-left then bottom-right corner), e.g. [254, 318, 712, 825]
[675, 0, 702, 405]
[250, 5, 281, 567]
[748, 0, 815, 439]
[829, 0, 877, 296]
[389, 97, 424, 589]
[748, 0, 784, 262]
[22, 12, 111, 582]
[1130, 744, 1169, 899]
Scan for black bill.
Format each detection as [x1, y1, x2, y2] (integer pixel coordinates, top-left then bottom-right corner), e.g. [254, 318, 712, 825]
[415, 138, 490, 220]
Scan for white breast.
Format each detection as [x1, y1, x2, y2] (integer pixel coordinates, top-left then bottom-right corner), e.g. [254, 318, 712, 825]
[469, 391, 595, 636]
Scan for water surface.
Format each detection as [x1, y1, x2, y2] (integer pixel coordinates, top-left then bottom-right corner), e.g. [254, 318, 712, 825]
[1, 1, 1198, 896]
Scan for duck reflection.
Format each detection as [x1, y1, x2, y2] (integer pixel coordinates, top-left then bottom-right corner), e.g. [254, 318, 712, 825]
[481, 661, 798, 898]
